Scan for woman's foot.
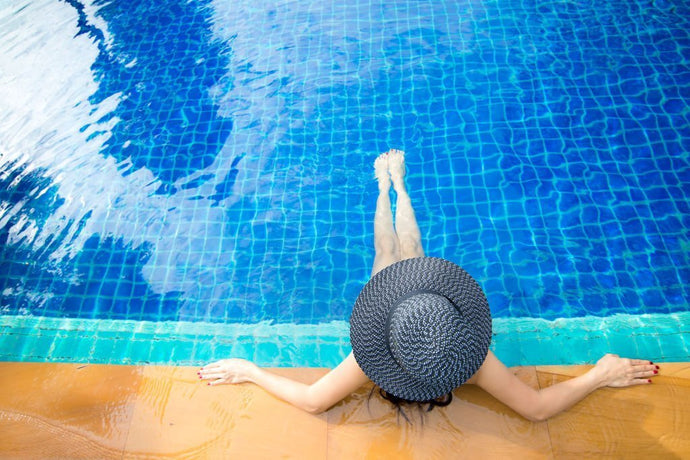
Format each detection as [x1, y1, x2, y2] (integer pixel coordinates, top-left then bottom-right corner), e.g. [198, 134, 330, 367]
[374, 152, 390, 191]
[387, 149, 406, 191]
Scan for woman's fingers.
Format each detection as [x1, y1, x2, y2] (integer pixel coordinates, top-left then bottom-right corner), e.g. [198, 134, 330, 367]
[199, 371, 225, 380]
[198, 358, 255, 386]
[198, 361, 228, 379]
[632, 363, 659, 376]
[629, 362, 659, 385]
[198, 360, 239, 383]
[631, 371, 653, 380]
[200, 361, 224, 370]
[198, 368, 231, 384]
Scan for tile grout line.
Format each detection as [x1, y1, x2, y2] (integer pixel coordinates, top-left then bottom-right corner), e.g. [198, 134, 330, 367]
[535, 368, 557, 459]
[118, 365, 146, 460]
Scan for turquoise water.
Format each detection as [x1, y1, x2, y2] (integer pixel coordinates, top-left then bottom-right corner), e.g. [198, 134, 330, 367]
[3, 313, 688, 367]
[0, 0, 689, 366]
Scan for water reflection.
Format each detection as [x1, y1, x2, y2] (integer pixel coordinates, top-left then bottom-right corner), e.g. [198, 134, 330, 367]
[0, 0, 240, 319]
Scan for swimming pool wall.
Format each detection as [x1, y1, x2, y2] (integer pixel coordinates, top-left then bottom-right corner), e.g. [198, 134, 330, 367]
[2, 312, 688, 367]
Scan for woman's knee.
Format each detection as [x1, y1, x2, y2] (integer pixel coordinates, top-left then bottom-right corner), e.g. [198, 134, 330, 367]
[399, 238, 424, 259]
[375, 234, 398, 255]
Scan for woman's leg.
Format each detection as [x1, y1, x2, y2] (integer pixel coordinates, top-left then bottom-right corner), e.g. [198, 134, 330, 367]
[388, 150, 425, 259]
[371, 152, 401, 276]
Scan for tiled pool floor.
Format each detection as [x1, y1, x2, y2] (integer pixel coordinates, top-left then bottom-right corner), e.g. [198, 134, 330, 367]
[1, 361, 688, 458]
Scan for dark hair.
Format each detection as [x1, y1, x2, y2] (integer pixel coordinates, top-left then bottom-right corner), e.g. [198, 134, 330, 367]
[369, 386, 453, 425]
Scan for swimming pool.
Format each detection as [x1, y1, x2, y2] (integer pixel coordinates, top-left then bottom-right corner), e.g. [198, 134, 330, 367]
[0, 0, 688, 367]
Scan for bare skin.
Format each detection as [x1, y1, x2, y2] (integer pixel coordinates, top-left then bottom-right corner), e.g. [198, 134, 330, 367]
[371, 149, 424, 275]
[199, 149, 659, 419]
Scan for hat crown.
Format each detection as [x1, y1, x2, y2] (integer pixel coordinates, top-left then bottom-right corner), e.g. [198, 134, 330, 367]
[388, 292, 466, 386]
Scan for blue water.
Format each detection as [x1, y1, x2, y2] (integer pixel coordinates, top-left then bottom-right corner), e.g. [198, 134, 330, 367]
[0, 0, 689, 362]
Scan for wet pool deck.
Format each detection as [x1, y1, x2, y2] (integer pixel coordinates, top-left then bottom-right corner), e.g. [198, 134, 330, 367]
[1, 361, 688, 459]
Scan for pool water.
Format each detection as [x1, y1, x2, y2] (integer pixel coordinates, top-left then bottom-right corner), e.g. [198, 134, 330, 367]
[0, 0, 689, 366]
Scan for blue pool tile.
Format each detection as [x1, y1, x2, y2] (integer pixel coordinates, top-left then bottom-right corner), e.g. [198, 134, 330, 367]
[0, 332, 30, 360]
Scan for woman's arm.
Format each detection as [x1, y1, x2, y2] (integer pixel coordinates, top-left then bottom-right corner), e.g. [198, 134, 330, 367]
[199, 352, 370, 414]
[467, 351, 659, 422]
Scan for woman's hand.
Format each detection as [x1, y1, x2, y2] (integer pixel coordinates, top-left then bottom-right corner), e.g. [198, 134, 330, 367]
[198, 358, 259, 386]
[592, 353, 659, 388]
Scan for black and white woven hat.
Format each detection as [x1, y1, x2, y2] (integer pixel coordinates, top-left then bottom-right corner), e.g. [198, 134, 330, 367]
[350, 257, 492, 401]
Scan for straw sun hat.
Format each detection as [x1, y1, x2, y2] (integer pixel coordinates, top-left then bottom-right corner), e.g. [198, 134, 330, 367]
[350, 257, 492, 401]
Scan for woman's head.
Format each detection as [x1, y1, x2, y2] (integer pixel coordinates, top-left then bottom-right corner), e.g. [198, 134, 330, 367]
[350, 257, 492, 402]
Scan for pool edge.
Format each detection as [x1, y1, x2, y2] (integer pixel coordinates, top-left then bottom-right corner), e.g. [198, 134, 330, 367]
[1, 312, 688, 367]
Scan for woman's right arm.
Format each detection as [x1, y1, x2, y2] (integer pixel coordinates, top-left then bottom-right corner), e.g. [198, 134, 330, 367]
[199, 352, 370, 414]
[468, 351, 658, 422]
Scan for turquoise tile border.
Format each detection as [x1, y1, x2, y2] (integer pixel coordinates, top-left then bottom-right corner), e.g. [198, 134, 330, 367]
[1, 313, 688, 367]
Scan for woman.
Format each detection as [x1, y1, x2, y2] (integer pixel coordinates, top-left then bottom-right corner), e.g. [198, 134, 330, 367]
[199, 149, 658, 421]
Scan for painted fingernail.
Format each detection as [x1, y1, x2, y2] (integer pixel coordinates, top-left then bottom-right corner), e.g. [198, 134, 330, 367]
[655, 365, 660, 370]
[653, 370, 658, 374]
[649, 361, 654, 365]
[648, 379, 652, 383]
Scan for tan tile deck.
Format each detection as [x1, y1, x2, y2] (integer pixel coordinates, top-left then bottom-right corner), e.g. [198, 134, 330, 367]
[1, 361, 688, 459]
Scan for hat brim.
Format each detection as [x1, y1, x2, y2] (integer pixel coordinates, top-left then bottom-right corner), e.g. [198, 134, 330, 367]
[350, 257, 492, 401]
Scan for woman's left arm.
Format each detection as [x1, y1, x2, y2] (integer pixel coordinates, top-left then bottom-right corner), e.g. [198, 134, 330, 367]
[199, 352, 369, 414]
[468, 351, 658, 422]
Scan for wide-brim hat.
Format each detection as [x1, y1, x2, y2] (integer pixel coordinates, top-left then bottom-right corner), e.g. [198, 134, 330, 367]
[350, 257, 492, 401]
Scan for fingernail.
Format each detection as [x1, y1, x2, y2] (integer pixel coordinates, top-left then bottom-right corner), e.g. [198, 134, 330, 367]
[648, 379, 652, 383]
[655, 365, 660, 370]
[653, 370, 658, 374]
[649, 361, 654, 365]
